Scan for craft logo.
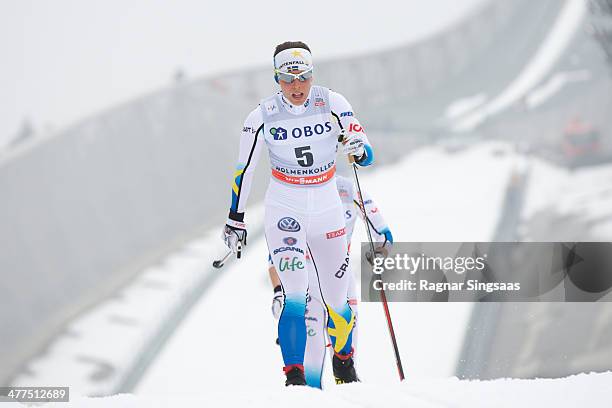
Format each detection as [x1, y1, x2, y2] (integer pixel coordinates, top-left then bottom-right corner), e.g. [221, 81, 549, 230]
[335, 255, 350, 278]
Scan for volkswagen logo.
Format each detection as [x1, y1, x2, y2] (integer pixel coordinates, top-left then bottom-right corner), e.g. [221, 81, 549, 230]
[277, 217, 301, 232]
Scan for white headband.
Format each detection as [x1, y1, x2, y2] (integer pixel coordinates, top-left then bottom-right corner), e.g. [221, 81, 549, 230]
[274, 48, 313, 73]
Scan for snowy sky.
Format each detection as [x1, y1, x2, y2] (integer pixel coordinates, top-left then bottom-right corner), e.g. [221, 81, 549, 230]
[0, 0, 488, 146]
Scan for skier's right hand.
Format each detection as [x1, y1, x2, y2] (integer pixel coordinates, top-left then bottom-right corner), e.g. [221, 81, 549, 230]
[271, 286, 283, 320]
[222, 217, 247, 258]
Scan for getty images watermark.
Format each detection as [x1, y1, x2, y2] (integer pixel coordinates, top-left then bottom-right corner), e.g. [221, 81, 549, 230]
[0, 387, 69, 403]
[360, 242, 612, 302]
[370, 251, 519, 293]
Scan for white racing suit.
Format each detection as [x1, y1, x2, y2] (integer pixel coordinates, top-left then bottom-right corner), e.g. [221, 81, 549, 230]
[293, 175, 392, 388]
[228, 86, 374, 377]
[269, 175, 392, 387]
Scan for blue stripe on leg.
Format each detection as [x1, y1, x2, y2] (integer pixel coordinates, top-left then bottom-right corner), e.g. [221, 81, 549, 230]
[278, 295, 307, 366]
[305, 367, 322, 389]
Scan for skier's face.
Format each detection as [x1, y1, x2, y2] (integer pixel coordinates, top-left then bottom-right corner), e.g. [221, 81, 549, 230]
[279, 69, 312, 106]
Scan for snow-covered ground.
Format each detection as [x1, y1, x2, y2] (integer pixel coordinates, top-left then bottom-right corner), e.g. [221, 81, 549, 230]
[9, 212, 265, 396]
[9, 142, 612, 406]
[9, 372, 612, 407]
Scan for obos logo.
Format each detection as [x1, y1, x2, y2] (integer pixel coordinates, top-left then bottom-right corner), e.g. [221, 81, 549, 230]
[271, 122, 332, 140]
[283, 237, 298, 245]
[270, 127, 288, 140]
[278, 217, 301, 232]
[292, 122, 332, 138]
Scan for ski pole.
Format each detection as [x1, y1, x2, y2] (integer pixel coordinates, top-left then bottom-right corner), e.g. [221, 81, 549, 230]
[212, 244, 239, 269]
[341, 134, 405, 381]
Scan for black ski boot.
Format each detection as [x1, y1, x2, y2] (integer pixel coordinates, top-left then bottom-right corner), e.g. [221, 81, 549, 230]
[284, 364, 306, 386]
[333, 351, 359, 384]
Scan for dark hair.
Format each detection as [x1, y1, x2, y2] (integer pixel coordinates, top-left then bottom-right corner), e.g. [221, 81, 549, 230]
[274, 41, 311, 57]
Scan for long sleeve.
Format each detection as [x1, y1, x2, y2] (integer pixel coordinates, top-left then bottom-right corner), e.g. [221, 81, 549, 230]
[228, 107, 264, 222]
[354, 189, 392, 244]
[329, 90, 374, 166]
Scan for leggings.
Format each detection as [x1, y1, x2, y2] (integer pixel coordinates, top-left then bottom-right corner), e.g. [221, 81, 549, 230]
[265, 179, 355, 375]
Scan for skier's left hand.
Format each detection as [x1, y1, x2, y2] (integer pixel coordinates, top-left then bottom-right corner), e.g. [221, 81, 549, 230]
[381, 228, 393, 248]
[341, 131, 365, 159]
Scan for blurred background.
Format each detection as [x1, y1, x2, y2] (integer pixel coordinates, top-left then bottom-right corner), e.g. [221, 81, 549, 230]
[1, 0, 612, 397]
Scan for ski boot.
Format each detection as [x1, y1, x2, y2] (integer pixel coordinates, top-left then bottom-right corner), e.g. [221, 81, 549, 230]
[284, 364, 306, 386]
[333, 350, 359, 384]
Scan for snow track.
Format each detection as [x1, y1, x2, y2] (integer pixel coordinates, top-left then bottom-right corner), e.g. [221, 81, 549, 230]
[12, 372, 612, 407]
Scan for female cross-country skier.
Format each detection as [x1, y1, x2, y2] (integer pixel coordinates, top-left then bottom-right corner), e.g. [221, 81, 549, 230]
[222, 41, 374, 386]
[269, 175, 394, 388]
